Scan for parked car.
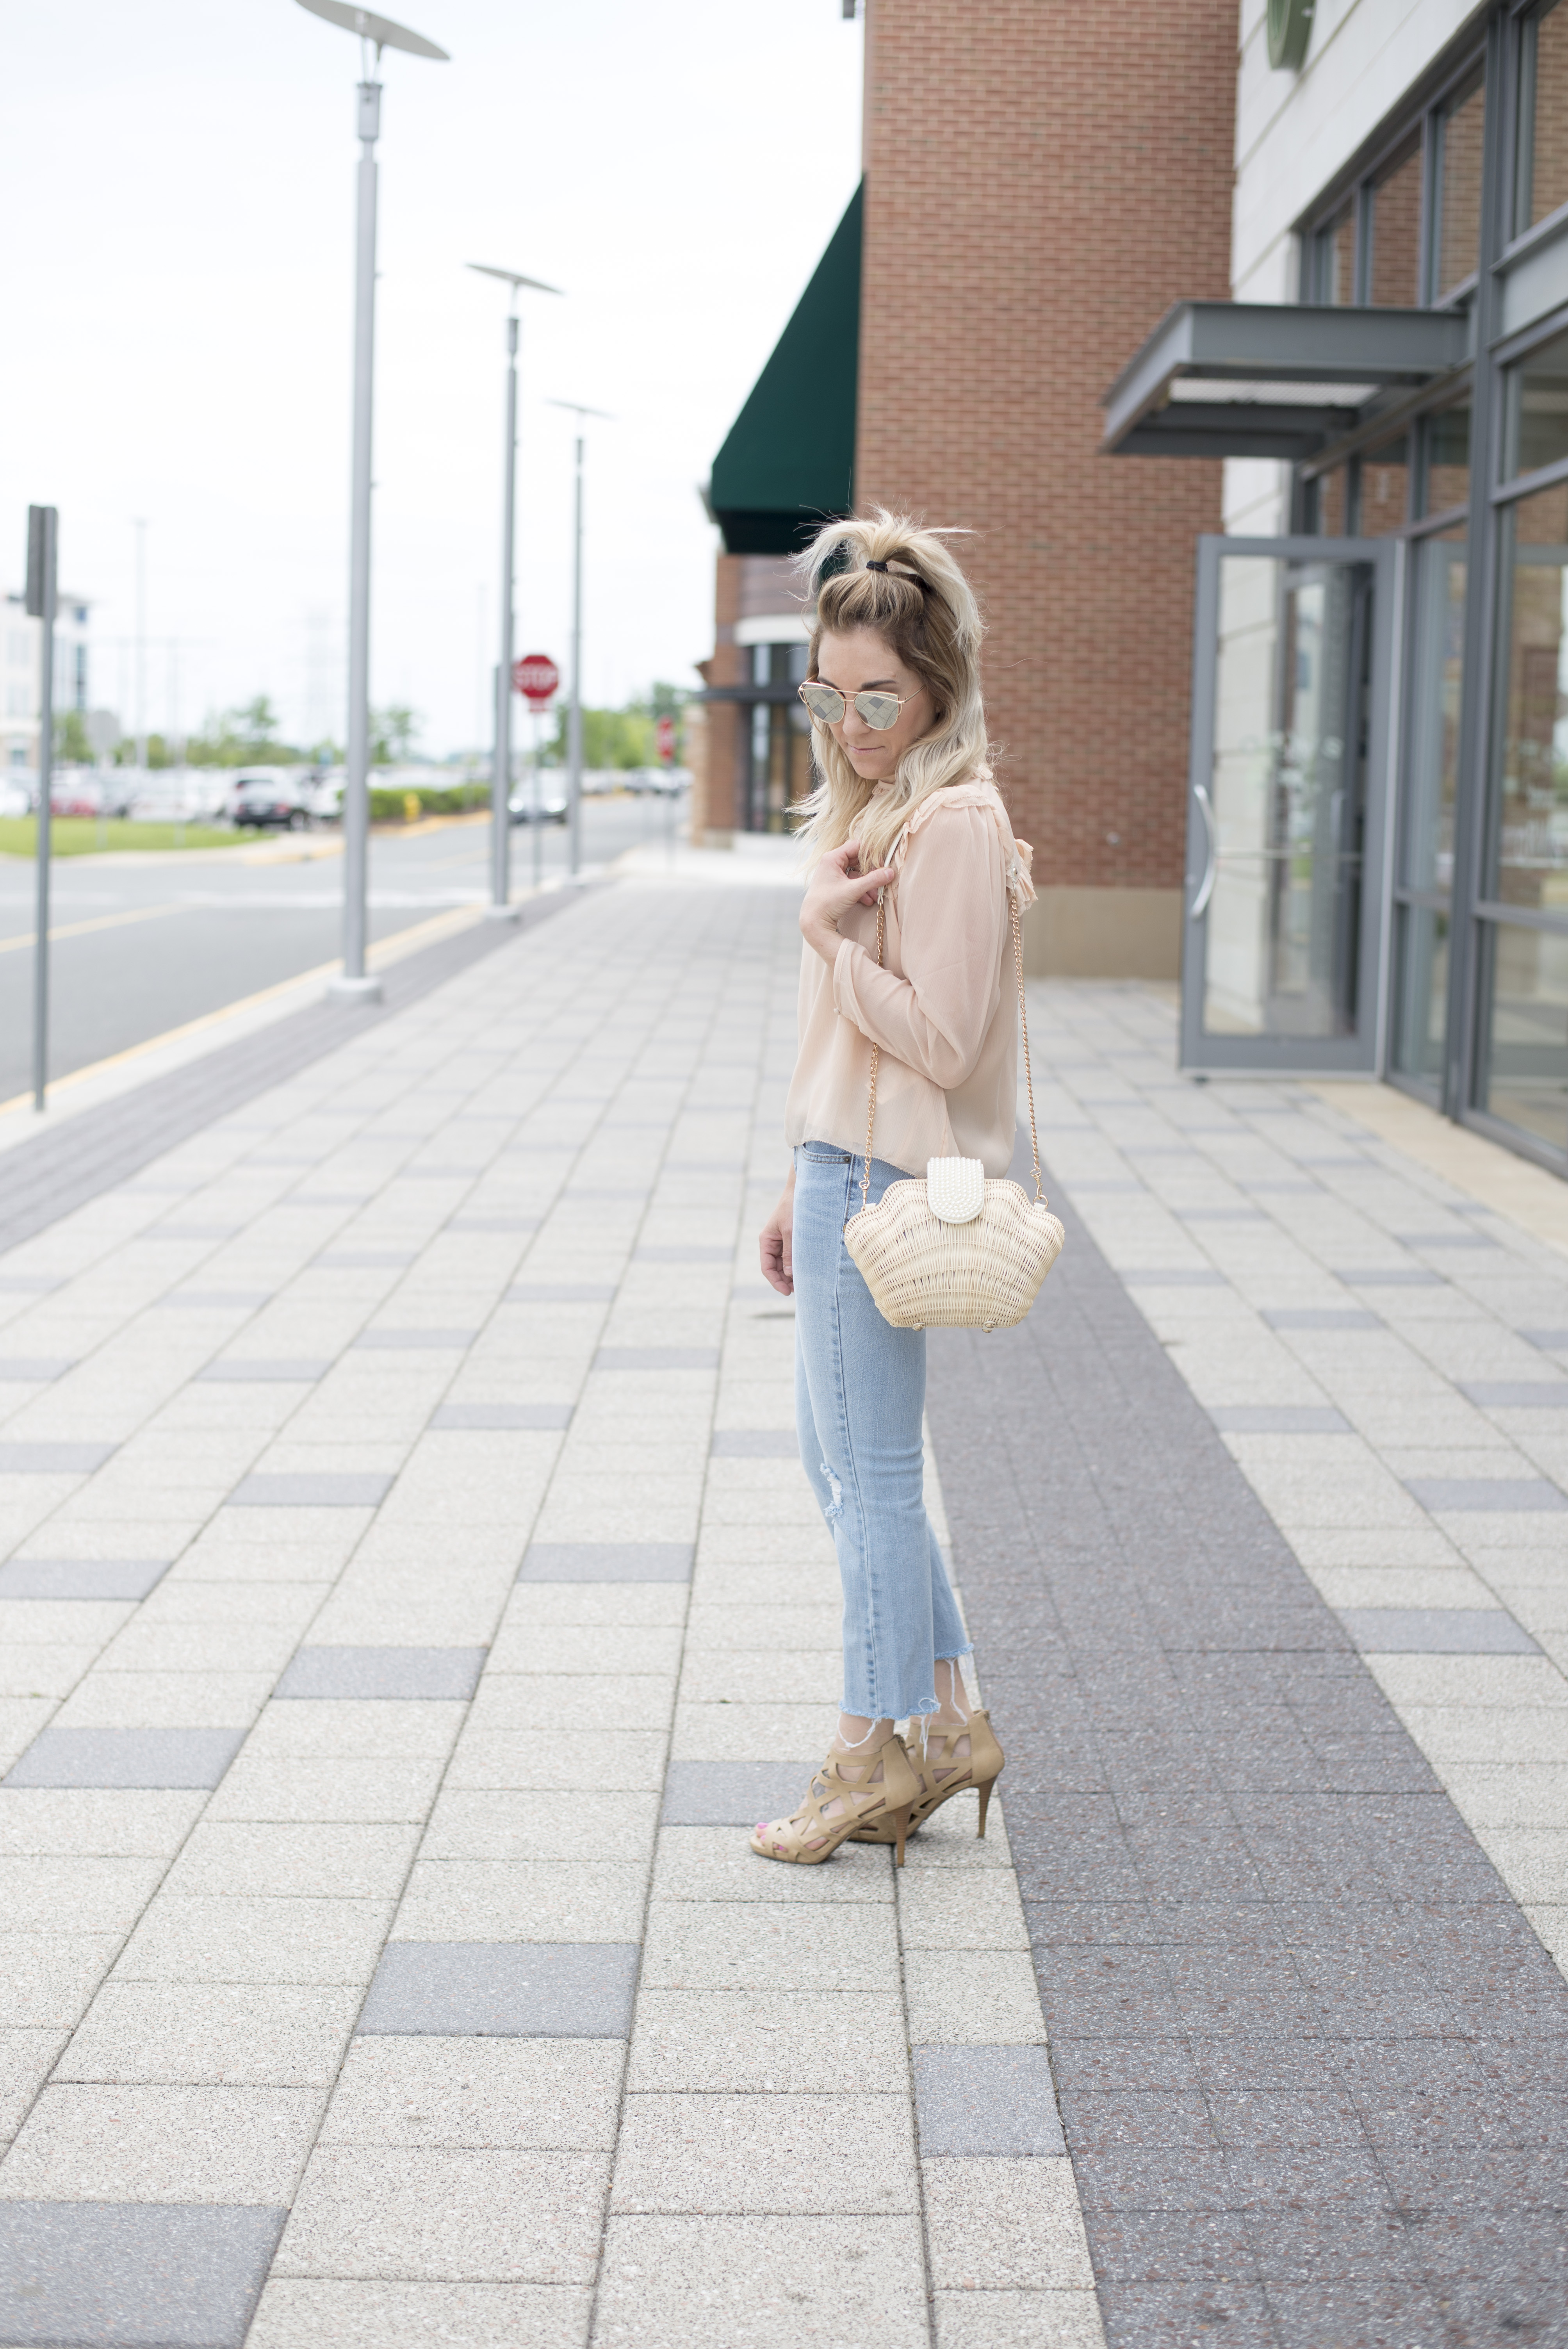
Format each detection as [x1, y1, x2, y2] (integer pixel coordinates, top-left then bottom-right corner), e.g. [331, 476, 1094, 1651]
[232, 768, 311, 829]
[509, 785, 568, 826]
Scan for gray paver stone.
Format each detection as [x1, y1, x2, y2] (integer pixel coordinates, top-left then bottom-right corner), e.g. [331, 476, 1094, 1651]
[5, 1728, 245, 1789]
[0, 2200, 285, 2347]
[357, 1941, 640, 2037]
[913, 2045, 1066, 2155]
[274, 1647, 488, 1700]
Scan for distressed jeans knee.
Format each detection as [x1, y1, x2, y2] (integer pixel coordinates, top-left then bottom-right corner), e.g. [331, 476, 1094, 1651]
[791, 1142, 972, 1723]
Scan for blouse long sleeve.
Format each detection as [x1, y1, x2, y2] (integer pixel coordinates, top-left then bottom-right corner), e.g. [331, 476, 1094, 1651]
[830, 806, 1006, 1091]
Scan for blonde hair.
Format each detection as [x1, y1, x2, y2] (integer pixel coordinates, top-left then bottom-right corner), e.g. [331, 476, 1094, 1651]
[791, 508, 990, 870]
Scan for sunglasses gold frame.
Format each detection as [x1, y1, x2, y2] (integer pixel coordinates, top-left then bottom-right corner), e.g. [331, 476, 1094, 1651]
[797, 682, 912, 732]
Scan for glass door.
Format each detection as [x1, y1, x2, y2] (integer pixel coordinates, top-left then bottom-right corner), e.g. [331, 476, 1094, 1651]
[1180, 535, 1396, 1073]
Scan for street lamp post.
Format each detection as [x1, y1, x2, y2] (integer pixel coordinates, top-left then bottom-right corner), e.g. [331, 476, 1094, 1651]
[469, 266, 562, 920]
[296, 0, 448, 1003]
[25, 505, 57, 1114]
[545, 401, 610, 880]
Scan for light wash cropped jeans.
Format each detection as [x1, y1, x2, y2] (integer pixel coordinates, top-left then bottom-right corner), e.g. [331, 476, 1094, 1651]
[792, 1142, 972, 1722]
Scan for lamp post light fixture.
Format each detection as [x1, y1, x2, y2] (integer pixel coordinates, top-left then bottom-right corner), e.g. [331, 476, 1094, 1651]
[296, 0, 449, 1003]
[545, 400, 611, 880]
[469, 264, 563, 920]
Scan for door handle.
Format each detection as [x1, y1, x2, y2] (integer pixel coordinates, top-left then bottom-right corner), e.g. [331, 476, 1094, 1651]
[1190, 782, 1218, 919]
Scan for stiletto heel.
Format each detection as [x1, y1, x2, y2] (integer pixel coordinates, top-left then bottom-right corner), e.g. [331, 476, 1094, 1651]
[848, 1708, 1005, 1846]
[892, 1804, 912, 1868]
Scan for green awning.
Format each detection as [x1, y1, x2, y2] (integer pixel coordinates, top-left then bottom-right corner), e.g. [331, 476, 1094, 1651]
[709, 183, 861, 556]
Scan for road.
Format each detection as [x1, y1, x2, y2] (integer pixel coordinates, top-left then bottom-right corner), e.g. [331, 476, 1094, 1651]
[0, 792, 682, 1105]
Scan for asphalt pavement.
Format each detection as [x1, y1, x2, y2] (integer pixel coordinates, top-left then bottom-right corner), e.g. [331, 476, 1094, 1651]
[0, 793, 677, 1106]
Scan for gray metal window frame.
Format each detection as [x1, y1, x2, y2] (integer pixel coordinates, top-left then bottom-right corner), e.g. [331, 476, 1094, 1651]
[1179, 534, 1397, 1076]
[1292, 1, 1568, 1174]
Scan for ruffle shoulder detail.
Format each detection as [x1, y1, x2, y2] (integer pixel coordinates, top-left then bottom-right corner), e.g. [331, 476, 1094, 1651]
[891, 774, 1036, 908]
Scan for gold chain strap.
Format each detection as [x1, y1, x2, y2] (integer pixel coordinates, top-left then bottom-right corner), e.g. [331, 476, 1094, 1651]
[857, 878, 1042, 1208]
[860, 892, 884, 1208]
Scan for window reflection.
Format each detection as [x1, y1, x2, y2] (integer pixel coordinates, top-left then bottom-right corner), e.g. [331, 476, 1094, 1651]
[1504, 326, 1568, 481]
[1370, 135, 1424, 307]
[1393, 903, 1450, 1087]
[1491, 481, 1568, 913]
[1403, 530, 1467, 892]
[1424, 405, 1471, 518]
[1203, 556, 1368, 1041]
[1361, 437, 1409, 535]
[1318, 206, 1357, 304]
[1435, 69, 1485, 296]
[1519, 0, 1568, 233]
[1478, 919, 1568, 1152]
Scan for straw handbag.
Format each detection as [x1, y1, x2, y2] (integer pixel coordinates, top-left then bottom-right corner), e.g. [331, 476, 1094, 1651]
[842, 887, 1064, 1332]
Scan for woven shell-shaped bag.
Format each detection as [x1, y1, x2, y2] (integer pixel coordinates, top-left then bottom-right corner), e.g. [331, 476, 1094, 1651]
[842, 886, 1064, 1332]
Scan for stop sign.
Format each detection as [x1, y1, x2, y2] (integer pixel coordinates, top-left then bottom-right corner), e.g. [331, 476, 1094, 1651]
[512, 654, 559, 706]
[656, 714, 676, 764]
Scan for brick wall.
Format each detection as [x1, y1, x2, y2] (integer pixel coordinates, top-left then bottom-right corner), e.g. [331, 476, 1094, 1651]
[855, 0, 1237, 920]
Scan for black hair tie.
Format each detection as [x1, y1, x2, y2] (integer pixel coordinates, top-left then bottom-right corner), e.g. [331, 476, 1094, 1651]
[866, 558, 929, 591]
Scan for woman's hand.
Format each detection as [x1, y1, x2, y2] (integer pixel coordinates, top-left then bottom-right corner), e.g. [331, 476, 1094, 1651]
[760, 1170, 796, 1296]
[800, 840, 896, 966]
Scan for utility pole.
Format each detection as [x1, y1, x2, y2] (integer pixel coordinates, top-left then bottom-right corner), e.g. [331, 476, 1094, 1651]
[27, 506, 58, 1113]
[547, 401, 611, 879]
[468, 264, 563, 919]
[296, 0, 449, 1003]
[133, 517, 148, 772]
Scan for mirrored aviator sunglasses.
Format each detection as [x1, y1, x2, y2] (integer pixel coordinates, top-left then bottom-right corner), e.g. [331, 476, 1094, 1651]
[798, 682, 908, 731]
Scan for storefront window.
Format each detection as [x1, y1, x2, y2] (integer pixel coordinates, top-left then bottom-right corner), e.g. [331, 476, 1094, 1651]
[1489, 480, 1568, 913]
[1201, 554, 1368, 1041]
[1434, 69, 1485, 298]
[1477, 918, 1568, 1152]
[1403, 530, 1467, 893]
[1518, 0, 1568, 235]
[1503, 325, 1568, 480]
[1360, 436, 1410, 534]
[1422, 404, 1471, 517]
[1391, 528, 1465, 1095]
[743, 643, 811, 832]
[1370, 134, 1424, 307]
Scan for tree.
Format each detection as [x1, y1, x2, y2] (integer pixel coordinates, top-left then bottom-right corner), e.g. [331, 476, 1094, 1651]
[185, 697, 303, 768]
[56, 712, 93, 765]
[371, 705, 421, 765]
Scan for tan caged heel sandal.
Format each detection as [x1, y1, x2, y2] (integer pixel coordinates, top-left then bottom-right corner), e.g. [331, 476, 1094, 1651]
[750, 1734, 921, 1866]
[849, 1708, 1005, 1846]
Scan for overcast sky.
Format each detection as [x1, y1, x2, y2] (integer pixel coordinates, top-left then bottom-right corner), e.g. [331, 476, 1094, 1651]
[2, 1, 863, 756]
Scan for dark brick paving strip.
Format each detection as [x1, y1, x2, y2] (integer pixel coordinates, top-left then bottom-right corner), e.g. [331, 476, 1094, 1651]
[0, 889, 586, 1258]
[927, 1153, 1568, 2349]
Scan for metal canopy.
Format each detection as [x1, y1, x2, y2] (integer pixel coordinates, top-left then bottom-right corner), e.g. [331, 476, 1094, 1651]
[1102, 300, 1470, 459]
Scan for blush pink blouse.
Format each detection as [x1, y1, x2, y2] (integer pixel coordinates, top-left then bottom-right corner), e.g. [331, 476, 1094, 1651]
[784, 777, 1035, 1179]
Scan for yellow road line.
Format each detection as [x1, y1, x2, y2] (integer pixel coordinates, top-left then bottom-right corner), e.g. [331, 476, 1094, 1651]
[0, 902, 487, 1121]
[0, 902, 188, 957]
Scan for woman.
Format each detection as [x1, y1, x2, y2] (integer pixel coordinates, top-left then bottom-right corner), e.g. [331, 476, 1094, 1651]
[753, 510, 1032, 1866]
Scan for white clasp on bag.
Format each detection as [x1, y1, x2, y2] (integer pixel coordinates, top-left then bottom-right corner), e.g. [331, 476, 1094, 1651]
[925, 1157, 985, 1224]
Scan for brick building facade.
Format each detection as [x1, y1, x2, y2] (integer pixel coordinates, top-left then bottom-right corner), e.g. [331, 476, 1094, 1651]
[697, 0, 1238, 977]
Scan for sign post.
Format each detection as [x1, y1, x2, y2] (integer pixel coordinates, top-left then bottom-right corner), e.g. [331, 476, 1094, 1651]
[26, 506, 57, 1113]
[657, 711, 677, 867]
[512, 655, 559, 891]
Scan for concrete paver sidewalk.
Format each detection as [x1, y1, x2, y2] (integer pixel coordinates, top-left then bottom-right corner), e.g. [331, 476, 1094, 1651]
[0, 873, 1096, 2349]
